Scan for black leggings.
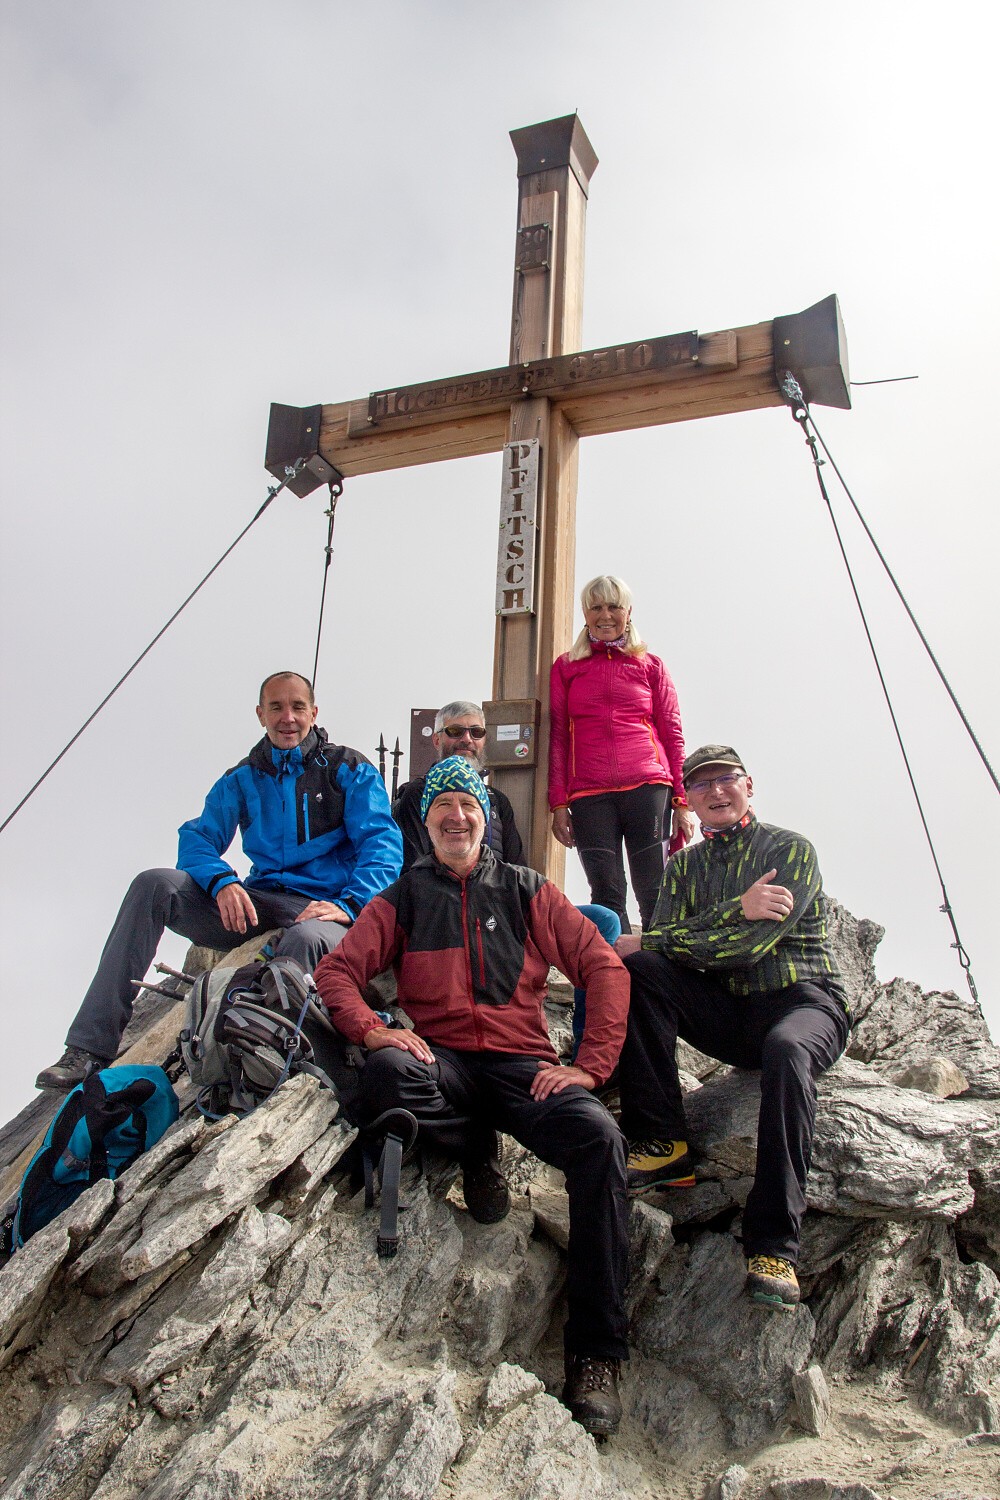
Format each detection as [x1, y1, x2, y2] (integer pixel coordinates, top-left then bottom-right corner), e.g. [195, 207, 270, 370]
[570, 783, 670, 931]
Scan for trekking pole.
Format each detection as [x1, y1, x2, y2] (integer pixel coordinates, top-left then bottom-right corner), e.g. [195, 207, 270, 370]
[130, 979, 191, 1000]
[155, 963, 198, 983]
[391, 737, 403, 800]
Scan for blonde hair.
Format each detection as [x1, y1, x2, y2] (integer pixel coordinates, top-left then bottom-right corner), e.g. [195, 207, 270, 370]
[568, 575, 645, 660]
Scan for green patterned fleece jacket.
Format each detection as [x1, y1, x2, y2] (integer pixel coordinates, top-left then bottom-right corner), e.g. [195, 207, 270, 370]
[642, 815, 848, 1011]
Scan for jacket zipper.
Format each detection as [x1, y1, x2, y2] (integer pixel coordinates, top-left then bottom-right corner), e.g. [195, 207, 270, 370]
[302, 792, 310, 841]
[476, 918, 486, 986]
[460, 882, 486, 1048]
[642, 716, 666, 768]
[604, 648, 618, 783]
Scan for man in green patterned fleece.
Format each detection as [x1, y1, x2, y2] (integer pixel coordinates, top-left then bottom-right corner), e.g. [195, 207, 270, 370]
[615, 744, 851, 1311]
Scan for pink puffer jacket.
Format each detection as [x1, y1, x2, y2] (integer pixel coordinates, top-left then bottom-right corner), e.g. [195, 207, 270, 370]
[548, 644, 686, 809]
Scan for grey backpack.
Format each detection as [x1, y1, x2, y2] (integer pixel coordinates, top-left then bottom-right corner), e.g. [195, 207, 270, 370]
[179, 956, 336, 1116]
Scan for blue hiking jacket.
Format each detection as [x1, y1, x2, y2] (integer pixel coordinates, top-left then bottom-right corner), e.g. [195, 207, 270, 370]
[176, 728, 403, 918]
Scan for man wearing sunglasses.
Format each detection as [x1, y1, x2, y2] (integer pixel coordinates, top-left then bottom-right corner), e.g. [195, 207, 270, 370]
[392, 701, 524, 872]
[614, 744, 850, 1313]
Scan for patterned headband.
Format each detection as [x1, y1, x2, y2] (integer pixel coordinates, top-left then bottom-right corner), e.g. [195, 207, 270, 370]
[421, 755, 491, 824]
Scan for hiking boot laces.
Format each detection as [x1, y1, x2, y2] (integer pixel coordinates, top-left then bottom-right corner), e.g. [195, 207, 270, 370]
[746, 1255, 797, 1283]
[35, 1046, 110, 1091]
[627, 1137, 683, 1164]
[572, 1357, 619, 1394]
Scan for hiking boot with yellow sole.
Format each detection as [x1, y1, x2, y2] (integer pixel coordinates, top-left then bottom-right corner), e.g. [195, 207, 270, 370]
[746, 1254, 799, 1311]
[625, 1138, 695, 1193]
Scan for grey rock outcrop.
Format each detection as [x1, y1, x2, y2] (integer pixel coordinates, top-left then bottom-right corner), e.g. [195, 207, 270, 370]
[631, 1232, 817, 1450]
[0, 902, 998, 1498]
[707, 1464, 750, 1500]
[891, 1057, 969, 1098]
[848, 977, 1000, 1100]
[793, 1364, 831, 1436]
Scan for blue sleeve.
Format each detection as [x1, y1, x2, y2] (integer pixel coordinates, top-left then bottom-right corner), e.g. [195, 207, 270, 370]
[336, 761, 404, 916]
[176, 771, 243, 898]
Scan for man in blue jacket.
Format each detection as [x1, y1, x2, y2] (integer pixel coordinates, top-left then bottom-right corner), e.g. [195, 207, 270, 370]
[36, 671, 403, 1090]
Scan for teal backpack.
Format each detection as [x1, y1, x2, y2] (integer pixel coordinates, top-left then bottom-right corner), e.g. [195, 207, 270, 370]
[4, 1065, 178, 1252]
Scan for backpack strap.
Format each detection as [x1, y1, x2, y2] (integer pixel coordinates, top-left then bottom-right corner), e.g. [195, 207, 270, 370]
[360, 1107, 419, 1259]
[261, 979, 314, 1099]
[376, 1134, 404, 1260]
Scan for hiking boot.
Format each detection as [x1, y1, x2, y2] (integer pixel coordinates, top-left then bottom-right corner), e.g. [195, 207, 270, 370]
[746, 1254, 800, 1311]
[563, 1353, 622, 1438]
[461, 1133, 510, 1224]
[626, 1138, 695, 1192]
[35, 1046, 110, 1092]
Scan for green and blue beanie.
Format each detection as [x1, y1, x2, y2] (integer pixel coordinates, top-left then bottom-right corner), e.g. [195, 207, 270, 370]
[421, 756, 491, 824]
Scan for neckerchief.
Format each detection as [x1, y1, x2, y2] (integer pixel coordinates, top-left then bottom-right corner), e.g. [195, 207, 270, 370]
[701, 808, 755, 840]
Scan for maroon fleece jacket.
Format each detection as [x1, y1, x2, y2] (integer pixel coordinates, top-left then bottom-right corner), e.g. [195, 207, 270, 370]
[314, 847, 629, 1086]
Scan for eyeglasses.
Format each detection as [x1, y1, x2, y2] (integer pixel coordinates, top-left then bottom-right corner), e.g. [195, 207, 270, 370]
[685, 771, 747, 794]
[442, 724, 487, 741]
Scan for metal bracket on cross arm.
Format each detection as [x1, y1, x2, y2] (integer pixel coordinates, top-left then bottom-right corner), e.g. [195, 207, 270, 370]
[773, 294, 851, 411]
[265, 403, 345, 498]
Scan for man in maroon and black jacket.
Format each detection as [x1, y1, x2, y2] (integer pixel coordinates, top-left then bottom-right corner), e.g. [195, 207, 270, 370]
[314, 755, 630, 1439]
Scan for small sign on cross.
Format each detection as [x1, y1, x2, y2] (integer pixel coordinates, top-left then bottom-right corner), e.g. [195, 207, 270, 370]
[496, 439, 539, 615]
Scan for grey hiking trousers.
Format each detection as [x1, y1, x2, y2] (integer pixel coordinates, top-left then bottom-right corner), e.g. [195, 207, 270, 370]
[66, 867, 348, 1059]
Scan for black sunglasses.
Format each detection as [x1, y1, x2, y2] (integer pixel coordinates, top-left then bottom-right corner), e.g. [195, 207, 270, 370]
[442, 724, 487, 741]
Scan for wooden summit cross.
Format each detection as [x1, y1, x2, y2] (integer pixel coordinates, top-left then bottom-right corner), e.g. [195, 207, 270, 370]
[265, 114, 849, 883]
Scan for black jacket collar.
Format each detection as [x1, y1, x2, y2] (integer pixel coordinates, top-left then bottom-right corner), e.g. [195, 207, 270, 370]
[248, 726, 328, 777]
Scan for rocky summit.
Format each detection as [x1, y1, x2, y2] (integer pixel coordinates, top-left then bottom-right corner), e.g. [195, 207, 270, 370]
[0, 901, 997, 1500]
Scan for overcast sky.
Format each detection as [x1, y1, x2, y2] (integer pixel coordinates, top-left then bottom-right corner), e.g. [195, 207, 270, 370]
[1, 2, 997, 1120]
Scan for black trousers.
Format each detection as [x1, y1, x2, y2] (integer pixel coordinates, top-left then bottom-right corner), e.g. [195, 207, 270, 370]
[362, 1046, 630, 1360]
[619, 951, 850, 1263]
[570, 782, 670, 931]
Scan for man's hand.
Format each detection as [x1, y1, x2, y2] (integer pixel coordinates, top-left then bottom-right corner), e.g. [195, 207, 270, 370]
[363, 1026, 435, 1065]
[740, 869, 795, 922]
[672, 806, 696, 846]
[551, 807, 575, 848]
[530, 1062, 595, 1100]
[294, 900, 352, 925]
[614, 932, 642, 957]
[216, 883, 258, 934]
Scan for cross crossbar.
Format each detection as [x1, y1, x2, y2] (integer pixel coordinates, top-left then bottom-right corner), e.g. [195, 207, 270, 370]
[265, 114, 850, 876]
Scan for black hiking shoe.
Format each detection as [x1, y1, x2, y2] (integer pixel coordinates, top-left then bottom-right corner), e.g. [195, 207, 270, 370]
[461, 1132, 510, 1224]
[35, 1046, 111, 1092]
[563, 1354, 622, 1438]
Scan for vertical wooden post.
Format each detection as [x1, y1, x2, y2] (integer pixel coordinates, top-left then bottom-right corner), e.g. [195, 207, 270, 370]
[491, 115, 598, 879]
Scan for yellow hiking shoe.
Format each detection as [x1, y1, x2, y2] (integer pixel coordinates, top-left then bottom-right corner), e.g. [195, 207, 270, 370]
[625, 1138, 695, 1192]
[746, 1255, 800, 1311]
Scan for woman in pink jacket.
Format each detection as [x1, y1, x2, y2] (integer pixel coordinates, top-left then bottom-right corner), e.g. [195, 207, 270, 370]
[549, 575, 695, 932]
